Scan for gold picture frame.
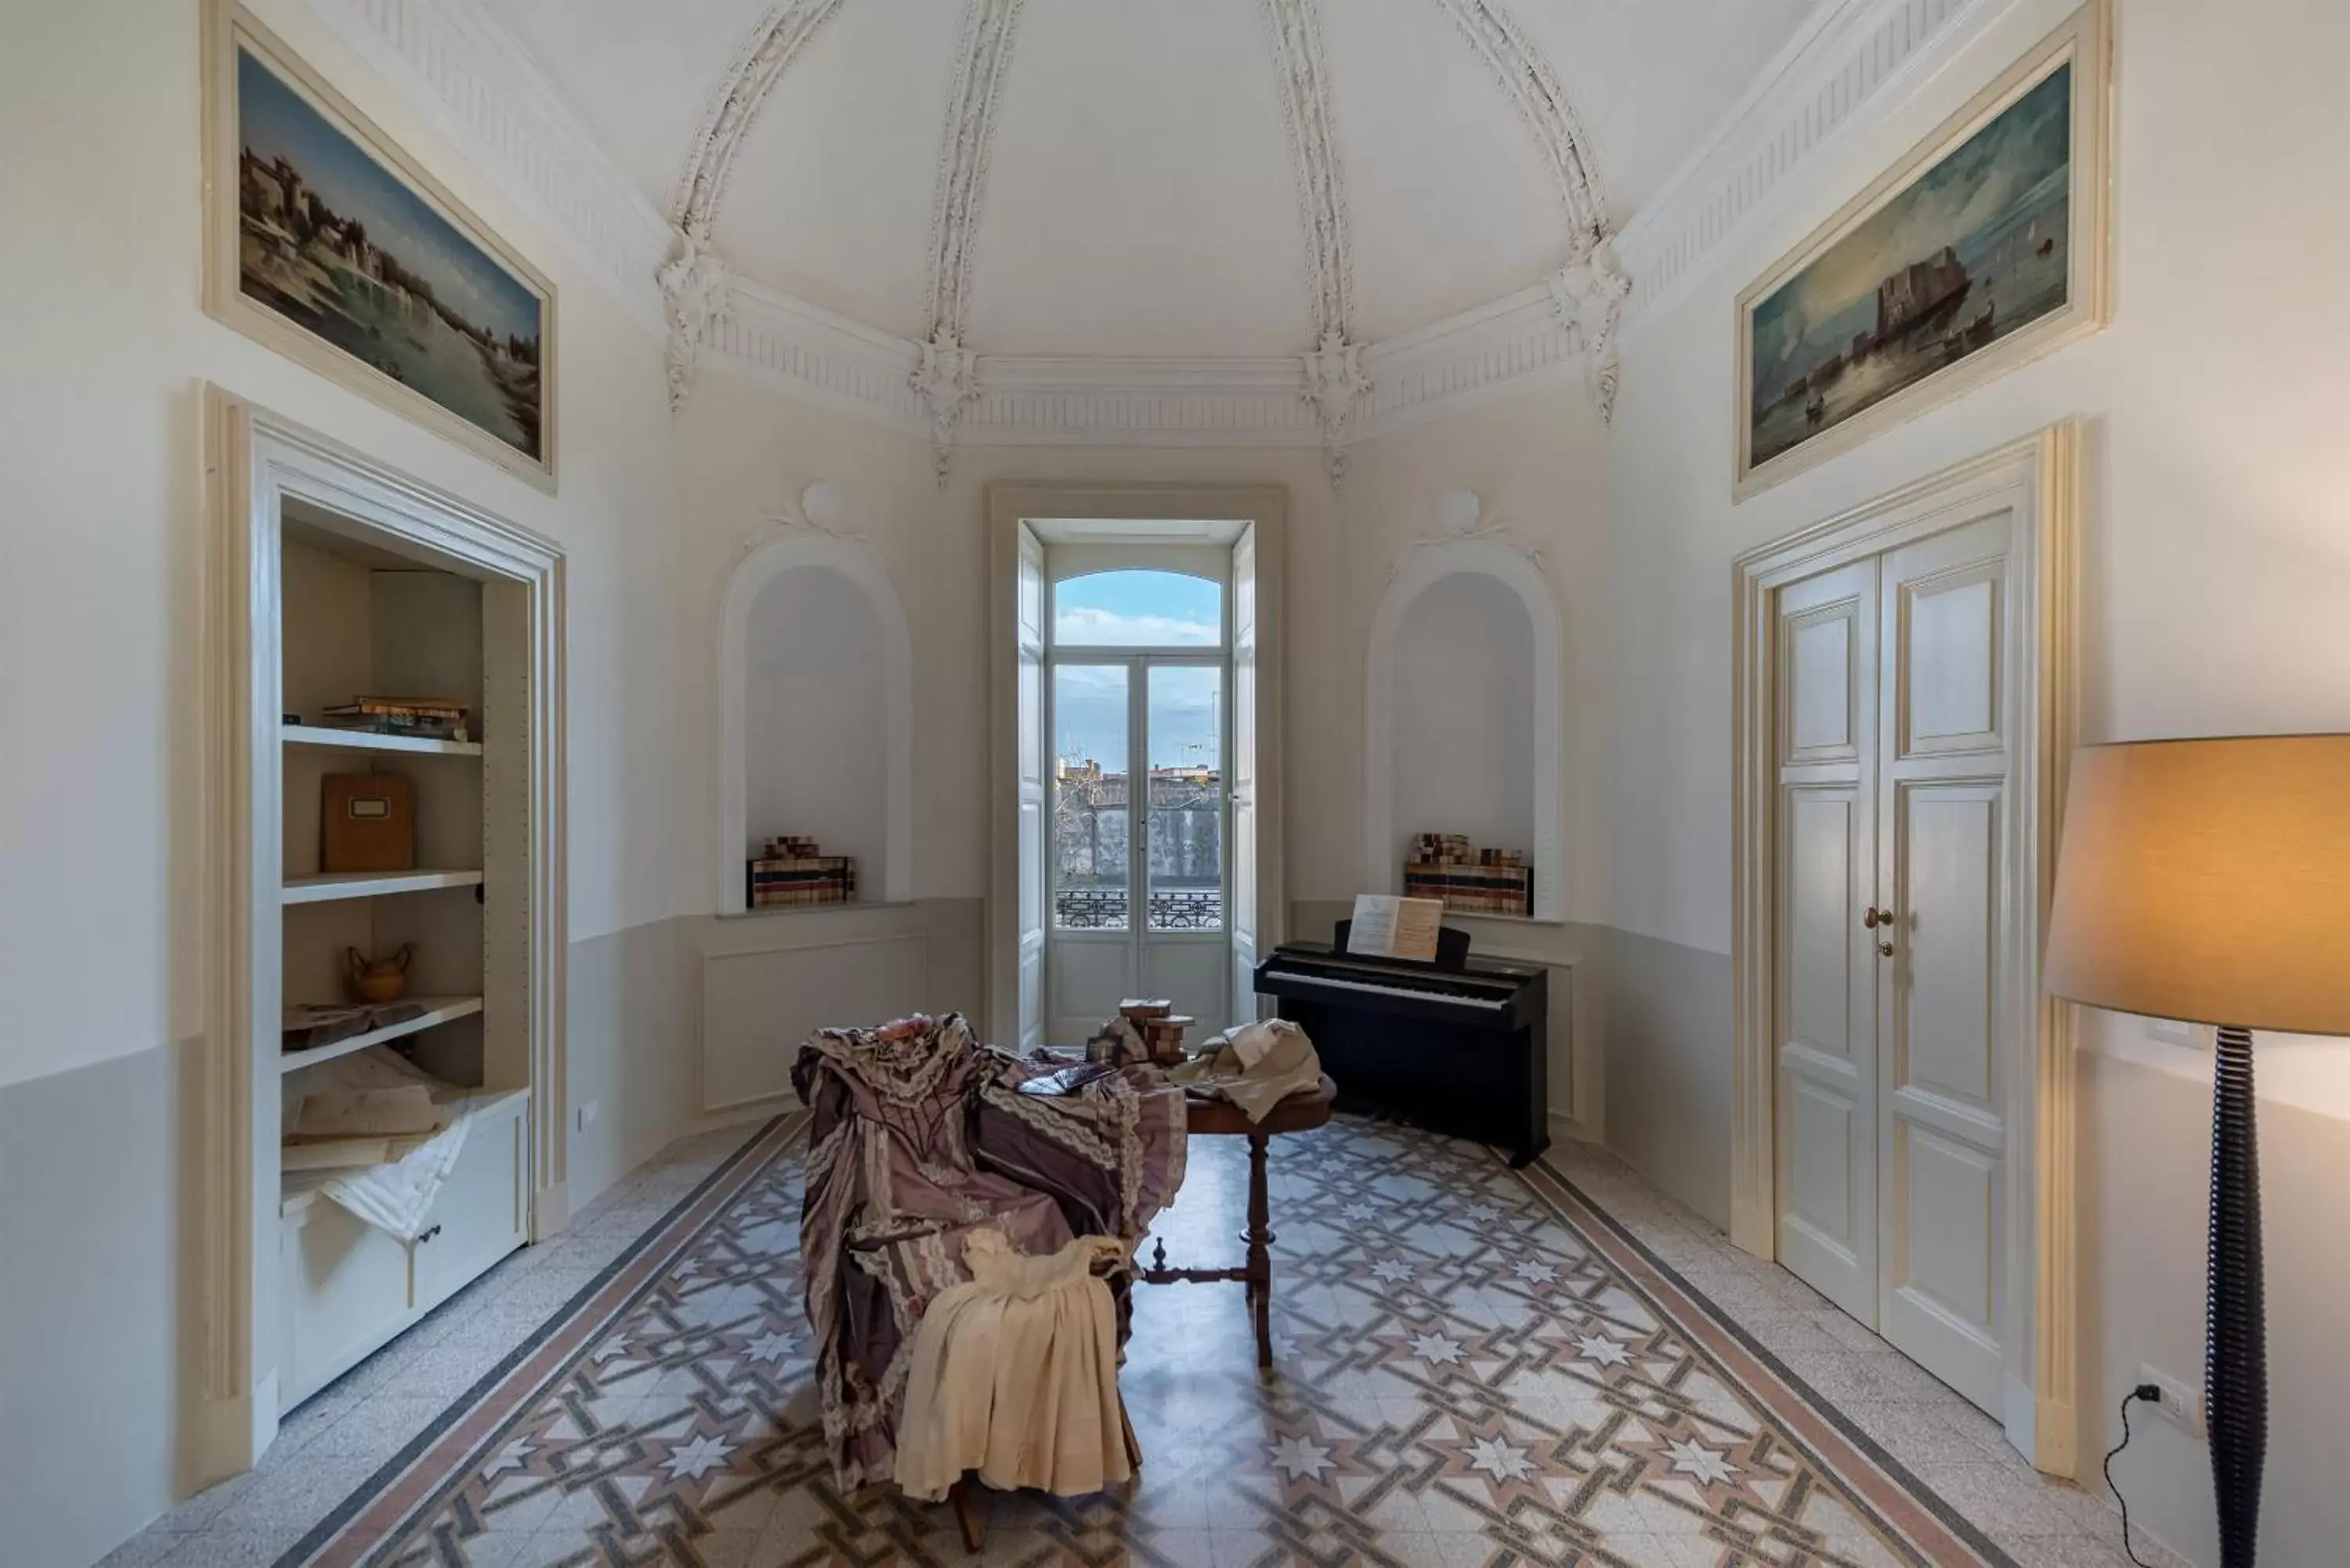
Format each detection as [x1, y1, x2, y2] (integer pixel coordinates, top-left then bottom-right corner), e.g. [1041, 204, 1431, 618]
[1733, 0, 2110, 500]
[201, 0, 557, 491]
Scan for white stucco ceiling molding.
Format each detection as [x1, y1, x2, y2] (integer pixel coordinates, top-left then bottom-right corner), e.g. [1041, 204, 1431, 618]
[744, 479, 862, 551]
[1261, 0, 1355, 346]
[1611, 0, 1996, 334]
[912, 0, 1029, 484]
[1261, 0, 1368, 484]
[657, 227, 733, 413]
[1423, 0, 1607, 246]
[669, 0, 856, 242]
[309, 0, 1603, 445]
[1354, 284, 1578, 440]
[659, 0, 855, 412]
[1546, 238, 1633, 423]
[911, 337, 984, 485]
[1301, 334, 1374, 485]
[959, 357, 1321, 447]
[1392, 486, 1549, 579]
[311, 0, 672, 331]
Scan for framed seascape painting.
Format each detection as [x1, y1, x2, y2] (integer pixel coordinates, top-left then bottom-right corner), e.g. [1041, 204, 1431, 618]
[202, 0, 557, 490]
[1734, 0, 2109, 498]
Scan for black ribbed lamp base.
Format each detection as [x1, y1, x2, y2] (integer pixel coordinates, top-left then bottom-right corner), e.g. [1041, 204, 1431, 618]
[2207, 1024, 2266, 1567]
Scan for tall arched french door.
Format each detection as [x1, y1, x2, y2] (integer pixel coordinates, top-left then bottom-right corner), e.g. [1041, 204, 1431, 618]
[1043, 567, 1232, 1043]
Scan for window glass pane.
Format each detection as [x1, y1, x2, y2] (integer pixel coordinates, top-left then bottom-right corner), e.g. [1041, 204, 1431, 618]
[1052, 664, 1127, 930]
[1054, 570, 1221, 647]
[1147, 665, 1223, 931]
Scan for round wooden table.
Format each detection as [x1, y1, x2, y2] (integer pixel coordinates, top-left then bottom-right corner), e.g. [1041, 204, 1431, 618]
[1137, 1075, 1336, 1371]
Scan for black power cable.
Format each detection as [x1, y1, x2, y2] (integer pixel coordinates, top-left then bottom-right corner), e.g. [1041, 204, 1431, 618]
[2102, 1383, 2163, 1568]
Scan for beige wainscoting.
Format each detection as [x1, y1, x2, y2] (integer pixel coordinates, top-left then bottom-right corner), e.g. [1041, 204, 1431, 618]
[692, 899, 985, 1122]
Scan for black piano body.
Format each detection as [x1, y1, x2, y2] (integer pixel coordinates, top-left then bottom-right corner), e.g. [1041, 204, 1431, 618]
[1254, 927, 1549, 1166]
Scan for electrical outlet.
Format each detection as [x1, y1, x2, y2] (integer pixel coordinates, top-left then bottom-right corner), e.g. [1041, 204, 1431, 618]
[577, 1099, 601, 1133]
[2138, 1364, 2204, 1438]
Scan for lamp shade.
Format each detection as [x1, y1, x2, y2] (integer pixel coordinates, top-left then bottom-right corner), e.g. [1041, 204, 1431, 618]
[2044, 735, 2350, 1035]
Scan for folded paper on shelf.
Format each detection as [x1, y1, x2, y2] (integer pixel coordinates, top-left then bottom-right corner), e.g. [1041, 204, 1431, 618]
[284, 1048, 479, 1241]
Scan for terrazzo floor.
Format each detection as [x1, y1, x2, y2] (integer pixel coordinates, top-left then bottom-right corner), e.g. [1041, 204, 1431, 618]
[97, 1117, 2187, 1568]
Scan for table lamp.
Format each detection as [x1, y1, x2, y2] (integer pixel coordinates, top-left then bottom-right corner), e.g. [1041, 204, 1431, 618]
[2043, 735, 2350, 1567]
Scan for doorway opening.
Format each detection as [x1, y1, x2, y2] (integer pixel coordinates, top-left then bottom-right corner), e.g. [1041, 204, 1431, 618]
[988, 490, 1286, 1056]
[1730, 426, 2080, 1475]
[1047, 566, 1231, 1042]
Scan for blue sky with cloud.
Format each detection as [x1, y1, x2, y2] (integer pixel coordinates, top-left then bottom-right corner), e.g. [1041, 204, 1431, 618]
[1052, 573, 1223, 771]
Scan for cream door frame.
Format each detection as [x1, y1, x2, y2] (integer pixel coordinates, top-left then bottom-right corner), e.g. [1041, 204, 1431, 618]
[199, 386, 567, 1483]
[986, 484, 1286, 1049]
[1730, 424, 2080, 1475]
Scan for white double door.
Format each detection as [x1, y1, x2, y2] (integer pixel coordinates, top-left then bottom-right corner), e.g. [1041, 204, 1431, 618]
[1773, 508, 2018, 1415]
[1043, 653, 1233, 1044]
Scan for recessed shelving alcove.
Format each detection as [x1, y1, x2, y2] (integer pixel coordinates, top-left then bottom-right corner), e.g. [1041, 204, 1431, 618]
[717, 531, 913, 914]
[201, 390, 565, 1479]
[1365, 534, 1564, 923]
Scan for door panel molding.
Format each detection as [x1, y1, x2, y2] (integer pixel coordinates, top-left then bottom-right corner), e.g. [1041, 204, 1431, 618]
[1730, 424, 2080, 1476]
[1780, 598, 1865, 766]
[1897, 561, 2007, 758]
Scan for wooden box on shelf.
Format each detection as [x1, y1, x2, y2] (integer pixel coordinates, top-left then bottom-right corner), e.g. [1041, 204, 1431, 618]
[321, 771, 416, 872]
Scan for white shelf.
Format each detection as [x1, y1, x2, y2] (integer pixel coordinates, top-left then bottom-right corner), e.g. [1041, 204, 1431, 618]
[283, 724, 482, 757]
[279, 995, 484, 1075]
[283, 869, 484, 904]
[717, 898, 916, 922]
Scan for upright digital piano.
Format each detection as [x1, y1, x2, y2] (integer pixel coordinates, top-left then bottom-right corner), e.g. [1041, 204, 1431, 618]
[1254, 921, 1549, 1165]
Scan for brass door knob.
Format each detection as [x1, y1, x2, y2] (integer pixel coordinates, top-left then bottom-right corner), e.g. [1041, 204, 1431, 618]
[1862, 906, 1893, 929]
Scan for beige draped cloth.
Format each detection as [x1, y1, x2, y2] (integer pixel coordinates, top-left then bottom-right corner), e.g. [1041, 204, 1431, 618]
[893, 1229, 1138, 1501]
[1166, 1017, 1322, 1122]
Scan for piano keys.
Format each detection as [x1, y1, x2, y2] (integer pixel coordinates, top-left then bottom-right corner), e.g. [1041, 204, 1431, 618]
[1254, 928, 1549, 1166]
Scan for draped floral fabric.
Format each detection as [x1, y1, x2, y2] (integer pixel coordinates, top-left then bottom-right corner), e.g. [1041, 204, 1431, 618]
[790, 1013, 1187, 1490]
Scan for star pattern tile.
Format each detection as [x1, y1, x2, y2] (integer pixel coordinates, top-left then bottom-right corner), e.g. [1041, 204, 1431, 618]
[107, 1114, 2174, 1568]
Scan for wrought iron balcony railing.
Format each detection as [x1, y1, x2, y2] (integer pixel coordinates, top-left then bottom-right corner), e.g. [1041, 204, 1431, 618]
[1053, 887, 1223, 931]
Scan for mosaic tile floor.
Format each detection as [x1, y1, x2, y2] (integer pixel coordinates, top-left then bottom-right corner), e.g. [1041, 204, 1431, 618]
[104, 1117, 2186, 1568]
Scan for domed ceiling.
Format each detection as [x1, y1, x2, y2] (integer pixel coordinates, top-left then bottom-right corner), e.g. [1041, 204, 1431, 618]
[474, 0, 1815, 460]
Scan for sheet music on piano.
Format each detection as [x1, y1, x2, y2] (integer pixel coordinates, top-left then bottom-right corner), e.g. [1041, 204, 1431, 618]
[1343, 894, 1444, 963]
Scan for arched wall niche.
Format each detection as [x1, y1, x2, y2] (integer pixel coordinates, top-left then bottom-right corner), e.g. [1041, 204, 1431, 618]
[717, 533, 913, 912]
[1364, 537, 1564, 923]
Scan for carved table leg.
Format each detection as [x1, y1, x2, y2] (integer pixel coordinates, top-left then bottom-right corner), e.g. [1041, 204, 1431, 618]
[949, 1475, 985, 1552]
[1246, 1132, 1274, 1371]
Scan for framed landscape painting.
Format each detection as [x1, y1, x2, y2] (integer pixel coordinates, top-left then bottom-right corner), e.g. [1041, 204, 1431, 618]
[1734, 0, 2108, 498]
[203, 0, 556, 490]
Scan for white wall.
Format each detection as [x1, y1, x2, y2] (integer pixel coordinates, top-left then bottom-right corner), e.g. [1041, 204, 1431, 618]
[669, 376, 936, 913]
[741, 565, 891, 889]
[663, 373, 1615, 1129]
[1390, 572, 1536, 864]
[1604, 0, 2350, 1558]
[0, 2, 684, 1562]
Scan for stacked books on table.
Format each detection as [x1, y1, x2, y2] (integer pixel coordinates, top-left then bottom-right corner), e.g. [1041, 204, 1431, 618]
[1403, 834, 1532, 917]
[747, 836, 857, 909]
[316, 695, 472, 742]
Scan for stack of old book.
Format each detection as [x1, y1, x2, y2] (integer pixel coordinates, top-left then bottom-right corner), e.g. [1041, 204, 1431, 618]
[1403, 834, 1532, 917]
[317, 695, 471, 742]
[747, 836, 857, 909]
